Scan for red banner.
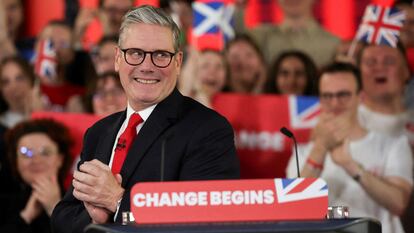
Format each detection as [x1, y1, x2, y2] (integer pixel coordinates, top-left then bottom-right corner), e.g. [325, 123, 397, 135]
[131, 178, 328, 224]
[212, 94, 320, 178]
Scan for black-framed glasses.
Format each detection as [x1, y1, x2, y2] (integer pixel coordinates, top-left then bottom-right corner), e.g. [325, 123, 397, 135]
[120, 48, 176, 68]
[319, 91, 353, 103]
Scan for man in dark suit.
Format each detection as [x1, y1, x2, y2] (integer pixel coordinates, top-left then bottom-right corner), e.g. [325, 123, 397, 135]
[51, 5, 240, 233]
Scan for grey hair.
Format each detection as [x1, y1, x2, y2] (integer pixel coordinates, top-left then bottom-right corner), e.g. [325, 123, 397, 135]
[118, 5, 181, 52]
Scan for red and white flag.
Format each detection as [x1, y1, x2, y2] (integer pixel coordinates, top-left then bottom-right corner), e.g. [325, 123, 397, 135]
[34, 39, 57, 83]
[355, 4, 405, 47]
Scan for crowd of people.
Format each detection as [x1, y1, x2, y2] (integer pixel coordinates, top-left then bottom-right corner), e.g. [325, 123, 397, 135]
[0, 0, 413, 233]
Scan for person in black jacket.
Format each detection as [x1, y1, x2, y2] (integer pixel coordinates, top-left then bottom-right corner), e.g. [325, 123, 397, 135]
[51, 5, 240, 233]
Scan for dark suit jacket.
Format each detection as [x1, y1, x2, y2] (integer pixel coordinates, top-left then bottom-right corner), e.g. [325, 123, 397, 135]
[51, 89, 240, 233]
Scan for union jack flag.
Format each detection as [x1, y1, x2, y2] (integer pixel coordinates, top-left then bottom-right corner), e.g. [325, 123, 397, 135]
[192, 0, 235, 51]
[288, 95, 320, 130]
[274, 178, 328, 203]
[34, 39, 57, 81]
[355, 4, 405, 47]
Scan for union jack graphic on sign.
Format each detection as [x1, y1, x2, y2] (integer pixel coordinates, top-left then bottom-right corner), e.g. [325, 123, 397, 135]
[274, 178, 328, 203]
[192, 0, 235, 50]
[355, 4, 405, 47]
[289, 95, 320, 129]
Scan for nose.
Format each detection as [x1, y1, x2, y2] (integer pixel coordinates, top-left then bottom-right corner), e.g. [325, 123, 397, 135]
[139, 53, 155, 70]
[29, 153, 43, 164]
[6, 79, 18, 91]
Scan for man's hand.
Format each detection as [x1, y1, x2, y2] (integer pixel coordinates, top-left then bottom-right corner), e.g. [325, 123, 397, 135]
[330, 139, 353, 167]
[312, 113, 352, 151]
[72, 159, 124, 213]
[73, 8, 97, 44]
[84, 201, 111, 224]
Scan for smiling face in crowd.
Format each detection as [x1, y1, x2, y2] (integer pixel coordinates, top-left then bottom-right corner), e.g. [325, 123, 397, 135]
[360, 45, 409, 102]
[197, 50, 227, 97]
[17, 133, 63, 185]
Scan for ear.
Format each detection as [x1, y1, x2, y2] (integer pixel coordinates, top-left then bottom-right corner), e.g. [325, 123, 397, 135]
[56, 153, 64, 170]
[174, 51, 184, 76]
[115, 47, 121, 72]
[402, 64, 410, 83]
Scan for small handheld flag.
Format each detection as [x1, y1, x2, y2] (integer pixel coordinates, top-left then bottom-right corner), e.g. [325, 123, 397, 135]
[34, 39, 57, 84]
[191, 0, 235, 51]
[355, 4, 405, 47]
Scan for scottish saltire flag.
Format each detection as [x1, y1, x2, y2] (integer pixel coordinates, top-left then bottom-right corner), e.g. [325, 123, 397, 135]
[192, 0, 235, 51]
[275, 178, 328, 203]
[355, 4, 405, 47]
[289, 95, 320, 129]
[34, 39, 57, 82]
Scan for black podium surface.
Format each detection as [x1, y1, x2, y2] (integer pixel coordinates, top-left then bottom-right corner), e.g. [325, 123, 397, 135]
[84, 218, 381, 233]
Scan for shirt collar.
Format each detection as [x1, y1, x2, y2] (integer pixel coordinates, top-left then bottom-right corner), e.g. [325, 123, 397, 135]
[126, 103, 157, 123]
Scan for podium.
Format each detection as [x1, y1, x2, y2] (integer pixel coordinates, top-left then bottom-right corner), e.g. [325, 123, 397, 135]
[85, 179, 381, 233]
[84, 218, 381, 233]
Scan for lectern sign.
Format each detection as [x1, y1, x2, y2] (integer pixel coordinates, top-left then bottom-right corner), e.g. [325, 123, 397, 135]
[131, 178, 328, 224]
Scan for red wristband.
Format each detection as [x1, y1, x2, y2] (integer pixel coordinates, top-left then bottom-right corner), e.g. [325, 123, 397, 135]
[306, 158, 324, 170]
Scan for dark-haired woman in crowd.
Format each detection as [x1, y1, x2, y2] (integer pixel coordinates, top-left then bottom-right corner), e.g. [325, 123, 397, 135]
[265, 50, 318, 96]
[0, 56, 44, 128]
[0, 119, 72, 233]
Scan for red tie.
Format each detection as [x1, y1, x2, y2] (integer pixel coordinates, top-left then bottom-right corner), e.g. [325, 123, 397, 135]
[112, 113, 143, 174]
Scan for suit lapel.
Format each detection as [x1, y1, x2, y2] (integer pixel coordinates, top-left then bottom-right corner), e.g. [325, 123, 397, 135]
[95, 112, 126, 165]
[121, 89, 182, 185]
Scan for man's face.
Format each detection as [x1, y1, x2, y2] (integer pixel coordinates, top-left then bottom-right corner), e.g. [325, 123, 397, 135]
[115, 23, 182, 111]
[226, 40, 263, 89]
[398, 5, 414, 48]
[360, 45, 409, 101]
[101, 0, 132, 33]
[319, 72, 359, 116]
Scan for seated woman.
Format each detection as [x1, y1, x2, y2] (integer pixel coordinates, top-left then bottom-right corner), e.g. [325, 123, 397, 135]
[0, 119, 73, 233]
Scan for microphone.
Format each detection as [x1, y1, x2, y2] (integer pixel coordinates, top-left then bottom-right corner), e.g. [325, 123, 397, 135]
[160, 139, 166, 182]
[280, 127, 300, 177]
[160, 132, 174, 182]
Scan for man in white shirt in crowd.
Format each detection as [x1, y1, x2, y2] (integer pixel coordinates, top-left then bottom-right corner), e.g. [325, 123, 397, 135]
[357, 42, 414, 148]
[287, 62, 413, 233]
[357, 41, 414, 233]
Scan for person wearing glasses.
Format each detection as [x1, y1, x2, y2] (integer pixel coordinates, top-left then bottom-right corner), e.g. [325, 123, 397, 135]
[51, 5, 240, 233]
[0, 119, 72, 233]
[286, 62, 413, 233]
